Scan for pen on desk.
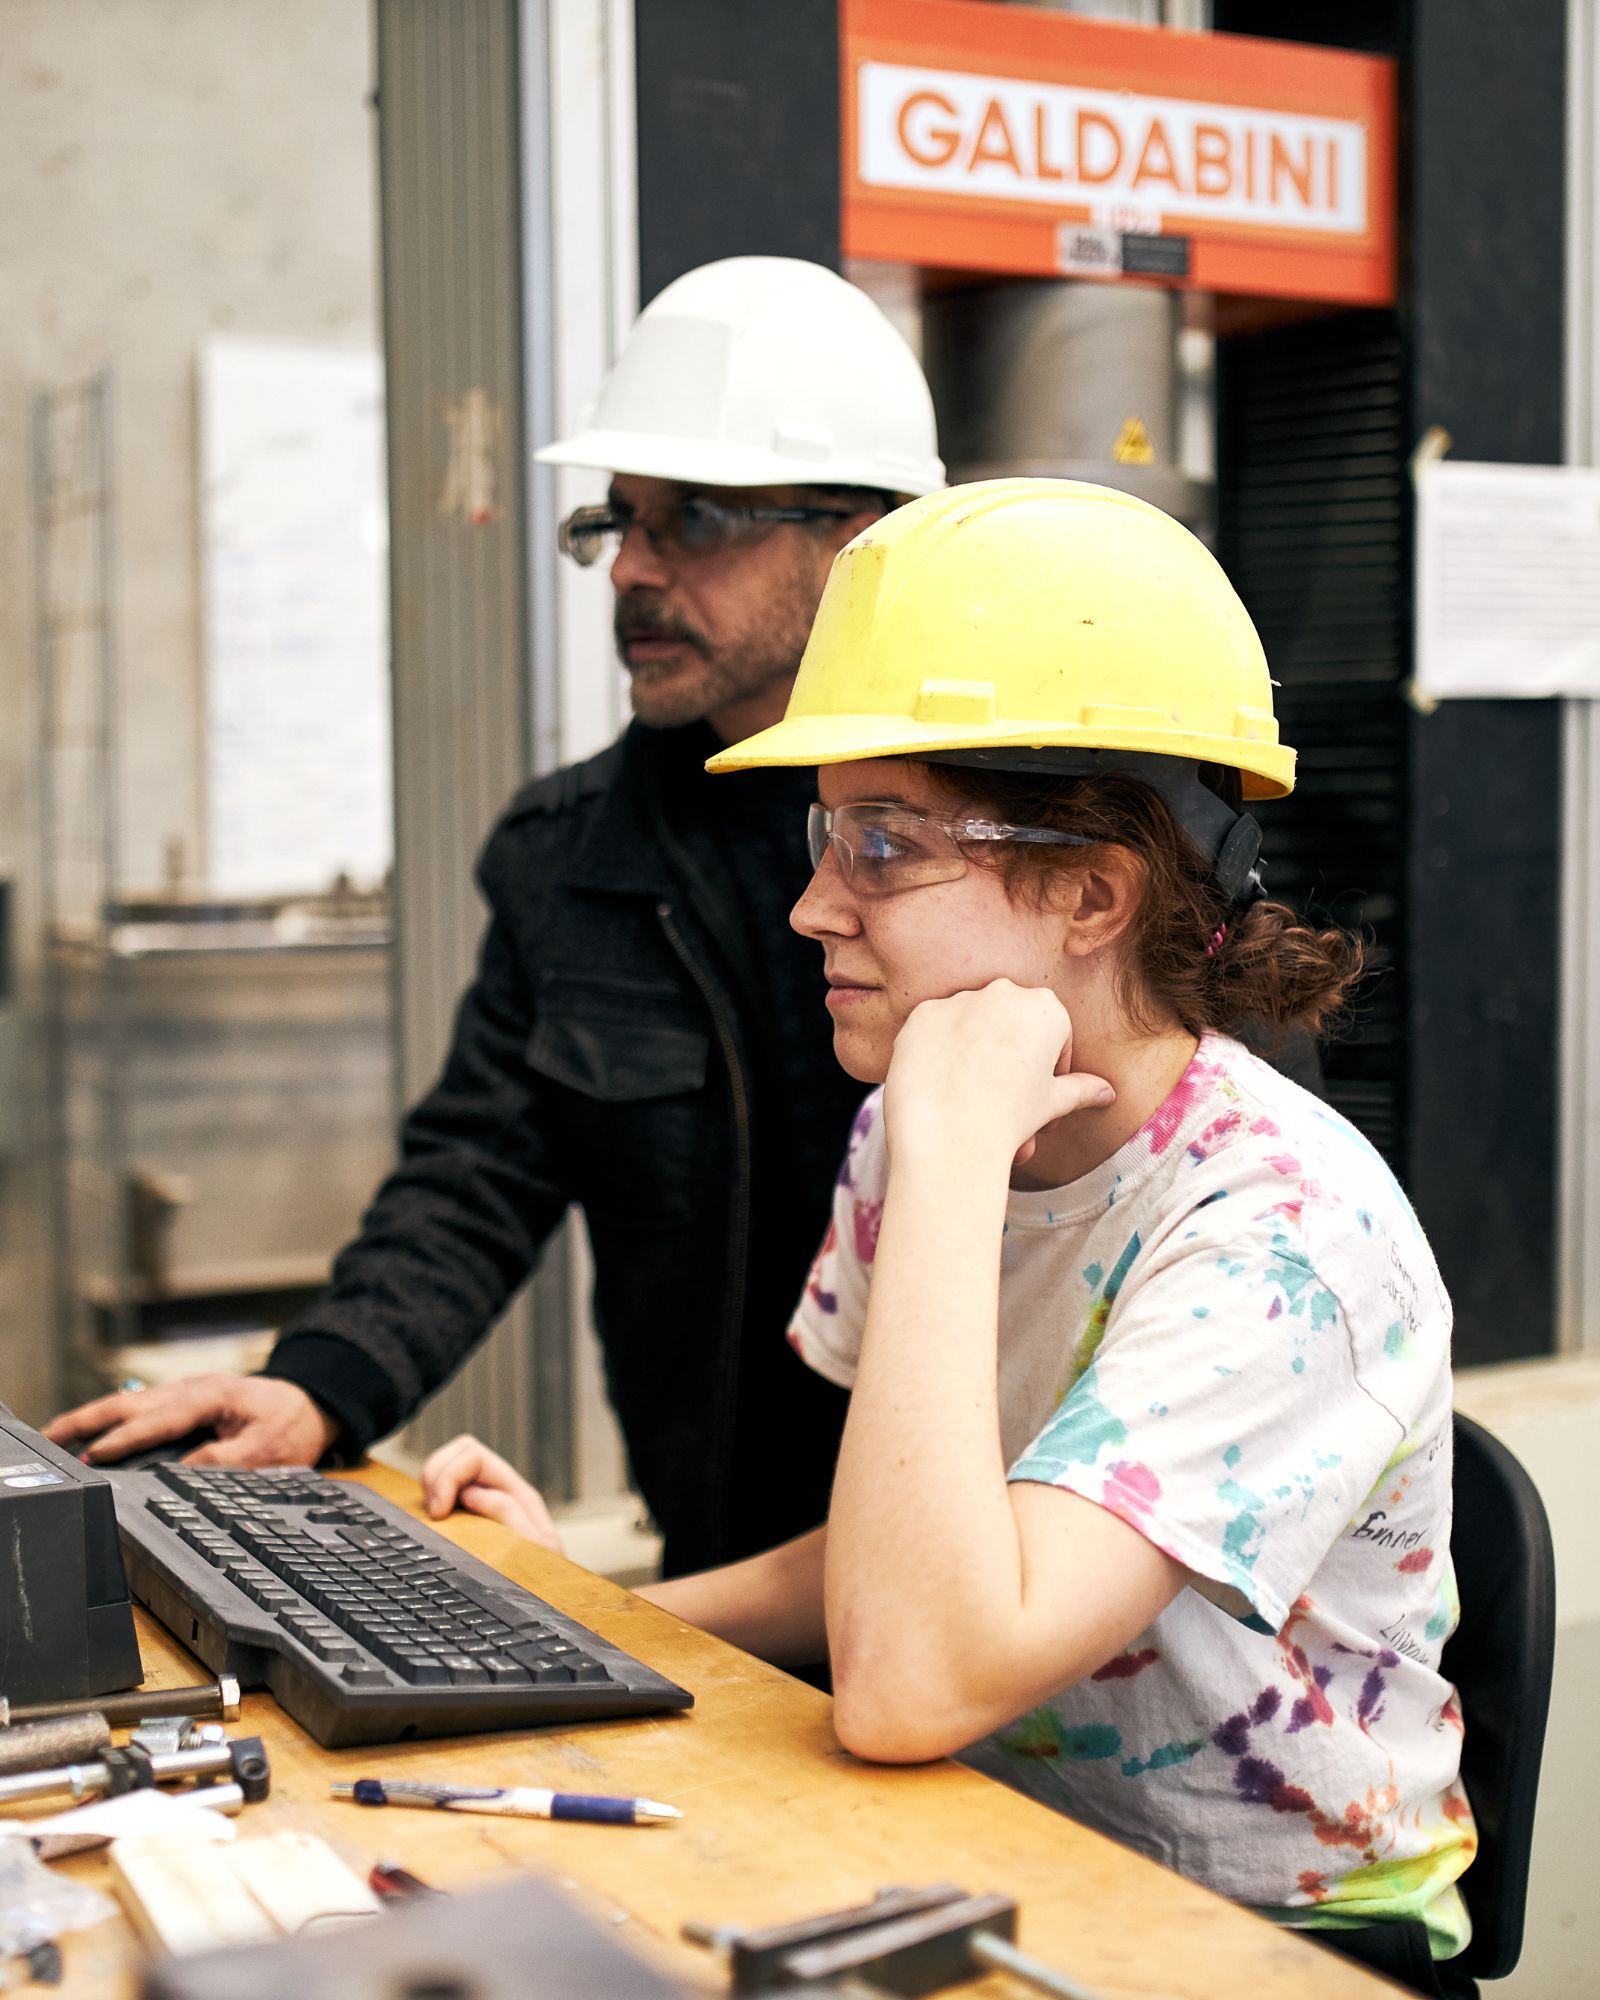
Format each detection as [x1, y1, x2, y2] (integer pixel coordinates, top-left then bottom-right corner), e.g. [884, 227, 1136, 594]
[332, 1777, 682, 1826]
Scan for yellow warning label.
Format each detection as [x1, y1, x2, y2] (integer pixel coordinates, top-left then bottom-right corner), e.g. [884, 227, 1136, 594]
[1111, 415, 1156, 465]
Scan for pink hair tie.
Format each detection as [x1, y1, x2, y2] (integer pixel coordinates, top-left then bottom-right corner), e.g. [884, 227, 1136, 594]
[1206, 923, 1227, 958]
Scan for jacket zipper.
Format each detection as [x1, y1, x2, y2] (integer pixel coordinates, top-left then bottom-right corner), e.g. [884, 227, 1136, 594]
[657, 899, 750, 1567]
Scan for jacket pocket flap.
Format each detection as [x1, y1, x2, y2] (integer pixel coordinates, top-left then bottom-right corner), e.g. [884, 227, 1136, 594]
[527, 1011, 709, 1102]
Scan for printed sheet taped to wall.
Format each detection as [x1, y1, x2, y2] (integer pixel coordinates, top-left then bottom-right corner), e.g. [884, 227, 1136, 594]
[1415, 460, 1600, 700]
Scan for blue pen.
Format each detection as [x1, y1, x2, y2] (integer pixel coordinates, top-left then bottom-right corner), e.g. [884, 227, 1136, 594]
[332, 1777, 681, 1826]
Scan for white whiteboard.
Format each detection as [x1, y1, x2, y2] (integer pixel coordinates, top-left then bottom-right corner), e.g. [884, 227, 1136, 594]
[200, 336, 391, 896]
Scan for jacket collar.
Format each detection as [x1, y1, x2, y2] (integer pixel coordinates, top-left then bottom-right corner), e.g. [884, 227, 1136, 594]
[564, 722, 700, 899]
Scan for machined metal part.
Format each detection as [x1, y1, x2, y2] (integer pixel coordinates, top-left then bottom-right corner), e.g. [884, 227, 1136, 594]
[1, 1674, 241, 1729]
[0, 1732, 268, 1811]
[129, 1716, 222, 1756]
[921, 280, 1210, 529]
[684, 1885, 1103, 2000]
[0, 1711, 112, 1774]
[129, 1719, 188, 1758]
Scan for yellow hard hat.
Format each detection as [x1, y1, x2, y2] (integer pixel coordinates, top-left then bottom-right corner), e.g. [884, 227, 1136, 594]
[706, 478, 1293, 800]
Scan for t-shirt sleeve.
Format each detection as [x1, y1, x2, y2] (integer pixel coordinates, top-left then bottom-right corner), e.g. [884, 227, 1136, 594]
[785, 1090, 886, 1391]
[1007, 1185, 1428, 1636]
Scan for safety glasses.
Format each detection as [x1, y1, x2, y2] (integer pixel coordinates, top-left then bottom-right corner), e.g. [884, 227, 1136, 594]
[807, 801, 1092, 897]
[558, 494, 858, 568]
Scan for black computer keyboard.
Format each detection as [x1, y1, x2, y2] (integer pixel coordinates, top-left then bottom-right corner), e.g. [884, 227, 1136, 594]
[112, 1465, 693, 1748]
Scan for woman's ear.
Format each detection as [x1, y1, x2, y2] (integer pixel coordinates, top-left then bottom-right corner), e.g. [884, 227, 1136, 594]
[1059, 848, 1145, 958]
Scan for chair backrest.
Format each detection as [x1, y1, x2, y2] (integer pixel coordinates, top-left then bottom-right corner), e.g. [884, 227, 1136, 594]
[1441, 1412, 1557, 1981]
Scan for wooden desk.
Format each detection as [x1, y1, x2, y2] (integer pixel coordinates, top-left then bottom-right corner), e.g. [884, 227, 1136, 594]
[50, 1466, 1395, 1998]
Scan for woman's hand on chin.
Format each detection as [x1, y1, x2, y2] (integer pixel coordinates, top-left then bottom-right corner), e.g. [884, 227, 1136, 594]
[883, 978, 1115, 1169]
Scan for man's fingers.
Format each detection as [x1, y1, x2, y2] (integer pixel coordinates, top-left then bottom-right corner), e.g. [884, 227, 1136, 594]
[80, 1395, 211, 1463]
[185, 1432, 267, 1468]
[44, 1392, 144, 1446]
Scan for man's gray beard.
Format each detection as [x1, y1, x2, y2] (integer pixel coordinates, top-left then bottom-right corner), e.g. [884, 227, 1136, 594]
[621, 644, 801, 730]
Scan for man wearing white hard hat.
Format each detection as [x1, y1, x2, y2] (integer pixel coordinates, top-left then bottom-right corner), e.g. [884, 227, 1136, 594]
[49, 258, 943, 1580]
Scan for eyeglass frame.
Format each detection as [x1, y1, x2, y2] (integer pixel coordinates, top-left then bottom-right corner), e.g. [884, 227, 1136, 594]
[558, 492, 862, 568]
[807, 799, 1093, 897]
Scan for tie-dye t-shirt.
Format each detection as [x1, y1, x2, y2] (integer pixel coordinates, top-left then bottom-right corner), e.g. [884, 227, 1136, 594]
[791, 1032, 1475, 1954]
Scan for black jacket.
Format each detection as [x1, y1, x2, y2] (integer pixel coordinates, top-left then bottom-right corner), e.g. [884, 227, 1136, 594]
[264, 722, 865, 1576]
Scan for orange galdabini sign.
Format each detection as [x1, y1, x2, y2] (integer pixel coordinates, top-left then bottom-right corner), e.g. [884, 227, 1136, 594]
[842, 0, 1397, 305]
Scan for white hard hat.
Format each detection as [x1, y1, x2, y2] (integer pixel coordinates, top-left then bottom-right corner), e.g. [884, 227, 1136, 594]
[537, 256, 944, 497]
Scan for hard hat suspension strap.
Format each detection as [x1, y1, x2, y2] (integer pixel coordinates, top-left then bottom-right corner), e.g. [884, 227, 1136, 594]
[926, 747, 1266, 908]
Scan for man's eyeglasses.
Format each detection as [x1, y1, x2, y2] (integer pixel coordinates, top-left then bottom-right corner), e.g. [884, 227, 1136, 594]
[558, 494, 859, 568]
[807, 801, 1092, 898]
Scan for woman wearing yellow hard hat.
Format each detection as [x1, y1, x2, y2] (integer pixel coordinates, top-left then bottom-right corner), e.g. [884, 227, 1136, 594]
[442, 478, 1472, 1993]
[682, 480, 1472, 1995]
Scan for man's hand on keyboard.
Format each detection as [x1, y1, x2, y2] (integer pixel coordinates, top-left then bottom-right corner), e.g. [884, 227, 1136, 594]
[44, 1375, 338, 1468]
[420, 1434, 565, 1554]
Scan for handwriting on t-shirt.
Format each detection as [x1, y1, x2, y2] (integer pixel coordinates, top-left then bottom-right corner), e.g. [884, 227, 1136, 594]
[1353, 1509, 1425, 1553]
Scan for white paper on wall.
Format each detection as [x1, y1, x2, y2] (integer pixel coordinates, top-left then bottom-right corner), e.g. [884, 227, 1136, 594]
[1415, 459, 1600, 700]
[200, 336, 391, 896]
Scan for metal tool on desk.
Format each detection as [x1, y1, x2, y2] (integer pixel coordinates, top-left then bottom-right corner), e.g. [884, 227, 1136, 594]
[685, 1885, 1104, 2000]
[0, 1705, 230, 1781]
[0, 1734, 269, 1812]
[0, 1675, 242, 1729]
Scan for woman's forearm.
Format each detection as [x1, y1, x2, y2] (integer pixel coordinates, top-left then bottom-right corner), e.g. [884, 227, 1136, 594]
[637, 1525, 828, 1666]
[826, 1141, 1188, 1762]
[825, 1141, 1029, 1742]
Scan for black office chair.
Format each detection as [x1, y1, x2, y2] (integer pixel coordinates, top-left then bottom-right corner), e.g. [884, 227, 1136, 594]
[1442, 1412, 1557, 1981]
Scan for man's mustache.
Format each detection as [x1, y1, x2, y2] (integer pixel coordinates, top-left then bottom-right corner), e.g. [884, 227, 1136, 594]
[614, 595, 705, 654]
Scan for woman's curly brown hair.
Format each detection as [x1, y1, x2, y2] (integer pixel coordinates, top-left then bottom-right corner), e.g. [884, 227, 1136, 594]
[921, 764, 1365, 1046]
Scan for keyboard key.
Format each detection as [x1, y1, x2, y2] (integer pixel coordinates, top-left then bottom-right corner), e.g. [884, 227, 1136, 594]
[300, 1632, 359, 1662]
[506, 1642, 555, 1672]
[479, 1656, 531, 1686]
[340, 1665, 391, 1687]
[395, 1656, 451, 1687]
[437, 1656, 490, 1686]
[339, 1528, 387, 1552]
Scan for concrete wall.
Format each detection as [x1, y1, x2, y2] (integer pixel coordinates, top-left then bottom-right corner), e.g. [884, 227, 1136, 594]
[0, 0, 378, 1418]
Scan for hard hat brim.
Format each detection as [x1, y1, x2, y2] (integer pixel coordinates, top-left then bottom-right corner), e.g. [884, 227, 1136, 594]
[536, 428, 944, 497]
[707, 711, 1293, 800]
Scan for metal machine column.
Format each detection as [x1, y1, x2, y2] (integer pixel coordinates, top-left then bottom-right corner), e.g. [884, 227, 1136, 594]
[374, 0, 571, 1492]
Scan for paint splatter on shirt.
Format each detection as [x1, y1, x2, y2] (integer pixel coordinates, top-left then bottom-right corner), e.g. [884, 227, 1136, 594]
[791, 1033, 1474, 1957]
